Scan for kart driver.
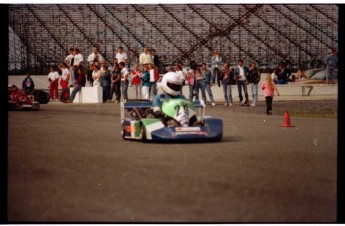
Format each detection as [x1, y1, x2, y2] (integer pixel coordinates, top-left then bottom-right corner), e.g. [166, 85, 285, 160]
[152, 70, 185, 119]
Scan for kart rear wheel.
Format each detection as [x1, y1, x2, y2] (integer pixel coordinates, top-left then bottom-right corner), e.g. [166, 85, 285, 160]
[34, 90, 50, 104]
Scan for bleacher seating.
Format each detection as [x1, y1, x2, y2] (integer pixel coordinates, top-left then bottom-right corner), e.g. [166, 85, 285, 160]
[8, 4, 338, 74]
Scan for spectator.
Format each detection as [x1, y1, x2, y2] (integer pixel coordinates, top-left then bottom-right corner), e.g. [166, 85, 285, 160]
[201, 63, 216, 106]
[271, 68, 278, 83]
[113, 58, 118, 66]
[64, 47, 75, 87]
[211, 50, 222, 87]
[275, 62, 290, 84]
[150, 48, 160, 68]
[87, 45, 104, 65]
[119, 62, 129, 102]
[48, 66, 59, 101]
[324, 48, 338, 84]
[261, 74, 280, 115]
[58, 63, 70, 92]
[141, 65, 150, 100]
[92, 63, 102, 87]
[295, 67, 308, 80]
[66, 67, 86, 103]
[139, 47, 152, 67]
[247, 62, 261, 106]
[219, 63, 234, 106]
[185, 61, 197, 100]
[235, 59, 250, 106]
[64, 47, 74, 68]
[101, 64, 111, 103]
[86, 63, 94, 86]
[109, 63, 121, 103]
[148, 63, 159, 99]
[193, 63, 207, 104]
[175, 64, 185, 95]
[131, 64, 142, 99]
[115, 47, 128, 65]
[22, 73, 35, 95]
[73, 48, 84, 85]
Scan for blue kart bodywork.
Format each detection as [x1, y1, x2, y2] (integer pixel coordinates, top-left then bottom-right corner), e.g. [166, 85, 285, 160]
[120, 99, 223, 142]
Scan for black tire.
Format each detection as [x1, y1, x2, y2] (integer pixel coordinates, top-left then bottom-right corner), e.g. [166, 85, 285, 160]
[60, 88, 70, 102]
[34, 90, 50, 104]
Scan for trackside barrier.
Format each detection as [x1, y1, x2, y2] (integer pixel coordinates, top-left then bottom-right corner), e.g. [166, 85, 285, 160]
[9, 75, 337, 102]
[68, 86, 102, 103]
[81, 86, 102, 103]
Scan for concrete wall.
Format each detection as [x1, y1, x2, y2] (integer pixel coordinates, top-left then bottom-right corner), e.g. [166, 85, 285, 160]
[9, 75, 337, 102]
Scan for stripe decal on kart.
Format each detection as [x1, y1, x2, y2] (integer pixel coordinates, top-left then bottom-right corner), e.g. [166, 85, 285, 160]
[145, 121, 165, 140]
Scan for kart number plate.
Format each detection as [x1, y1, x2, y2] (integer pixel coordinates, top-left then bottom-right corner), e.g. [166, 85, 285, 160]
[175, 127, 201, 132]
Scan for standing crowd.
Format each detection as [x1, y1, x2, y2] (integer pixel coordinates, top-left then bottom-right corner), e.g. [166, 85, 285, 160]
[42, 45, 336, 115]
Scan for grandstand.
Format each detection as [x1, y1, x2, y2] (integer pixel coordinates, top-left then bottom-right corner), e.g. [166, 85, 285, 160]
[8, 4, 338, 75]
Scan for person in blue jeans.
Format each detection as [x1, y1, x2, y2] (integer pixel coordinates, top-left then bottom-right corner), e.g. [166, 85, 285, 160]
[201, 63, 216, 106]
[220, 63, 234, 106]
[101, 64, 111, 103]
[247, 62, 261, 106]
[234, 59, 250, 105]
[67, 66, 86, 103]
[119, 62, 129, 102]
[324, 49, 338, 84]
[275, 62, 290, 84]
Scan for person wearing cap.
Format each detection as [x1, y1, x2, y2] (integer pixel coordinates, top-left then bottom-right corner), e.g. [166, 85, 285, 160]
[324, 49, 338, 84]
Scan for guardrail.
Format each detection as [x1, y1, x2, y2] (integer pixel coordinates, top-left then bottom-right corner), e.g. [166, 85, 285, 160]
[9, 75, 337, 102]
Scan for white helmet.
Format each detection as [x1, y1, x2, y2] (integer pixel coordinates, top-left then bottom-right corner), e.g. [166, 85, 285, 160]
[161, 72, 183, 96]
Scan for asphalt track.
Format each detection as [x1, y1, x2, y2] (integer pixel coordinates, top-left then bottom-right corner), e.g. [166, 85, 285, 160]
[8, 102, 337, 222]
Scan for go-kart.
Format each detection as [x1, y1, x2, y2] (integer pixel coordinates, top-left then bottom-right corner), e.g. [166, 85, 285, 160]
[120, 97, 223, 142]
[8, 85, 40, 111]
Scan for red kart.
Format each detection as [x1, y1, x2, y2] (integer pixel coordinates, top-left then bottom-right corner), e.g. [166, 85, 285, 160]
[8, 85, 40, 111]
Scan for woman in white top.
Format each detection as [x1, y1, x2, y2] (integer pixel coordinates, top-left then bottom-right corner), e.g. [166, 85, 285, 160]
[48, 66, 60, 101]
[58, 63, 70, 90]
[92, 64, 102, 86]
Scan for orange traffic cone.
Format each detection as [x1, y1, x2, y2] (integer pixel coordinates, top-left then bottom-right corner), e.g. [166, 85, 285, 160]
[281, 111, 295, 127]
